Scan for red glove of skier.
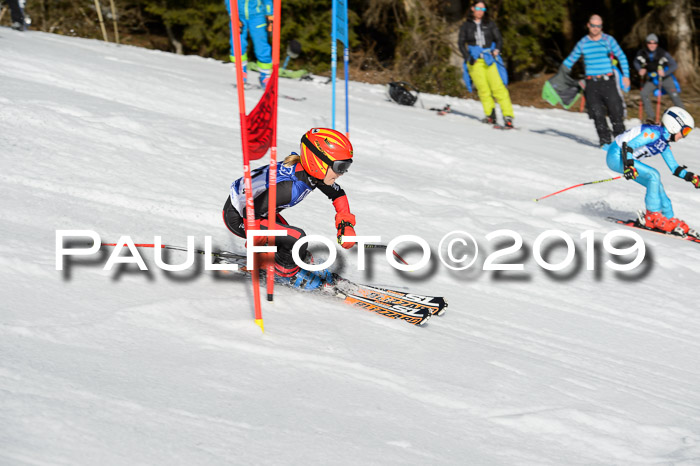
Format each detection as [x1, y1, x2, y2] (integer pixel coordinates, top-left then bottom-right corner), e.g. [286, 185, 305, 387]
[335, 212, 356, 249]
[332, 196, 356, 249]
[691, 174, 700, 189]
[266, 16, 273, 32]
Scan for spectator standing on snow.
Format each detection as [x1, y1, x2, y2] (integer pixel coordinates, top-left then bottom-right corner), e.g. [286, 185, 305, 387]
[224, 0, 273, 89]
[634, 33, 684, 122]
[458, 1, 514, 128]
[4, 0, 25, 31]
[562, 14, 630, 148]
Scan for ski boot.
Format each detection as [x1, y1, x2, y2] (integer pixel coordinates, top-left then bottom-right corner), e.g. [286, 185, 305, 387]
[482, 109, 496, 125]
[276, 268, 333, 291]
[643, 211, 679, 233]
[668, 217, 700, 238]
[503, 116, 514, 129]
[259, 69, 270, 89]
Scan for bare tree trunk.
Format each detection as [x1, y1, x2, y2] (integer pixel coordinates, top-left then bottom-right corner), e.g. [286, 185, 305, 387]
[39, 0, 47, 31]
[93, 0, 109, 41]
[665, 0, 697, 85]
[165, 23, 183, 55]
[109, 0, 119, 44]
[561, 0, 574, 52]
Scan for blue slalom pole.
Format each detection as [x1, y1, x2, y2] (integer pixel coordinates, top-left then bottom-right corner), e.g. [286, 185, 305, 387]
[331, 0, 337, 130]
[343, 0, 348, 135]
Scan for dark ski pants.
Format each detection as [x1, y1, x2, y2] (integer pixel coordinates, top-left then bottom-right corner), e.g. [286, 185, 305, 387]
[222, 197, 305, 277]
[641, 77, 684, 121]
[585, 78, 625, 146]
[6, 0, 25, 28]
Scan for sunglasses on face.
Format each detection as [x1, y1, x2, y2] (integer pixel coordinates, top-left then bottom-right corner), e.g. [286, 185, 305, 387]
[589, 23, 602, 28]
[681, 126, 693, 138]
[474, 6, 487, 11]
[647, 41, 657, 44]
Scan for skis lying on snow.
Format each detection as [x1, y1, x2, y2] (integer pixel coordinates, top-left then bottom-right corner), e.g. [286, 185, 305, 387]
[282, 95, 307, 102]
[429, 104, 451, 116]
[428, 105, 517, 130]
[214, 251, 447, 326]
[608, 217, 700, 245]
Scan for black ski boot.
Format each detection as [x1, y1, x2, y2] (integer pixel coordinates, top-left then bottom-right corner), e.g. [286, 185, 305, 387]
[482, 109, 496, 125]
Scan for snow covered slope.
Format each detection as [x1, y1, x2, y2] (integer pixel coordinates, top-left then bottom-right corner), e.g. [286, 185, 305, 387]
[2, 28, 700, 465]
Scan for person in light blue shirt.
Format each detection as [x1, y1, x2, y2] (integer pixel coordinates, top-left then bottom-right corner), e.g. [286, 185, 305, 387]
[606, 107, 698, 235]
[563, 15, 630, 147]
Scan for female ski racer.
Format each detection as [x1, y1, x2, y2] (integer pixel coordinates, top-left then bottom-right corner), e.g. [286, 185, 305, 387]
[222, 128, 357, 290]
[606, 106, 698, 235]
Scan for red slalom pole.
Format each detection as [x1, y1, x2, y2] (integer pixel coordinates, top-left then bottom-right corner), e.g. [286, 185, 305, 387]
[534, 176, 623, 202]
[229, 4, 264, 332]
[265, 0, 282, 302]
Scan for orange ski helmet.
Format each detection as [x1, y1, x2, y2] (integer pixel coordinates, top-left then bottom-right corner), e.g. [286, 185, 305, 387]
[299, 128, 353, 179]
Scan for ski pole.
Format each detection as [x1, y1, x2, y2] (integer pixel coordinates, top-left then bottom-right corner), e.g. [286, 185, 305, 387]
[534, 176, 623, 202]
[101, 242, 242, 261]
[655, 67, 663, 123]
[364, 244, 408, 265]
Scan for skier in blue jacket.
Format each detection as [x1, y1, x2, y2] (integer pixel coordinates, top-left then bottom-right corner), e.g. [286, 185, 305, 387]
[225, 0, 273, 88]
[606, 107, 698, 235]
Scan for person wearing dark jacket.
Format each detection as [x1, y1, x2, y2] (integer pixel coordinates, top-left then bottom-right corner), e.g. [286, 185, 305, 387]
[634, 34, 684, 122]
[458, 1, 514, 127]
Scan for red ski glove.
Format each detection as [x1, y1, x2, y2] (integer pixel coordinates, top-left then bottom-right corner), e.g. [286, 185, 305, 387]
[266, 16, 273, 32]
[691, 174, 700, 189]
[335, 212, 356, 249]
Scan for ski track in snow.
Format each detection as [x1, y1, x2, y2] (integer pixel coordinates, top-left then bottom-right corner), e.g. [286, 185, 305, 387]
[2, 28, 700, 465]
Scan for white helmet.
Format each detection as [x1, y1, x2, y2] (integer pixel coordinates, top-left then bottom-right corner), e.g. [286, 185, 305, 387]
[661, 107, 694, 136]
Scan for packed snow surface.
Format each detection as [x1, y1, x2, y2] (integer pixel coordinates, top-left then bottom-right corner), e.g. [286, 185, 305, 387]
[2, 28, 700, 465]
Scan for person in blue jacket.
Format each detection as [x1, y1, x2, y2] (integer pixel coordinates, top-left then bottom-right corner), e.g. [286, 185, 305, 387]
[563, 14, 630, 147]
[633, 34, 684, 122]
[225, 0, 273, 88]
[606, 107, 698, 235]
